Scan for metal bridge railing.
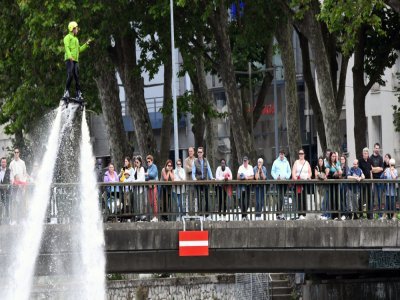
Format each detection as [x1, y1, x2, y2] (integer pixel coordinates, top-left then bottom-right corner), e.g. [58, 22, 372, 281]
[0, 180, 399, 224]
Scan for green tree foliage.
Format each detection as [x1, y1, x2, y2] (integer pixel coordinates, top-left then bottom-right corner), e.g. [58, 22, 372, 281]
[320, 0, 386, 55]
[0, 0, 103, 136]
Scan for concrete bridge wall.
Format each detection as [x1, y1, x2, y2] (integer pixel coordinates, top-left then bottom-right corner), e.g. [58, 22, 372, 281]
[1, 220, 400, 275]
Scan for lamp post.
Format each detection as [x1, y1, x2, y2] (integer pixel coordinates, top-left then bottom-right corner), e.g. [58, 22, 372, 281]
[273, 66, 278, 158]
[170, 0, 179, 162]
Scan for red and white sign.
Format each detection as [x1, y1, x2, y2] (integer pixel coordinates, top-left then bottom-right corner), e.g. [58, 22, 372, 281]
[179, 230, 209, 256]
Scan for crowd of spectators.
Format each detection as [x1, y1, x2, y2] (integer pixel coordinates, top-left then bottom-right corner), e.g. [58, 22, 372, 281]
[102, 143, 399, 222]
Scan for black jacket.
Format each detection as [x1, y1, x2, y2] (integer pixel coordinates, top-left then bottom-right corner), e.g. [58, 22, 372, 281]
[0, 168, 11, 184]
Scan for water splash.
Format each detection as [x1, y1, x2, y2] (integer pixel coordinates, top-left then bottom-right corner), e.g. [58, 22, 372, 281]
[3, 107, 63, 300]
[77, 109, 106, 299]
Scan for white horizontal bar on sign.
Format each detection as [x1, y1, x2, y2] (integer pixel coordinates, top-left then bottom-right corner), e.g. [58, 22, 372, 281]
[179, 241, 209, 247]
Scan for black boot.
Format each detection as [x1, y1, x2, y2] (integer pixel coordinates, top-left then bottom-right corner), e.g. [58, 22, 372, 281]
[76, 90, 84, 101]
[62, 90, 69, 100]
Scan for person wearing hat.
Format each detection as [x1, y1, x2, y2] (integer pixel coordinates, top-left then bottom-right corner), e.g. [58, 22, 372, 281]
[62, 21, 92, 101]
[237, 156, 254, 221]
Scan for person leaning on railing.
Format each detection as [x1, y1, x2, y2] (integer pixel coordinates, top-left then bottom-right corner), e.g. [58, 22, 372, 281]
[358, 148, 373, 219]
[160, 159, 174, 221]
[118, 157, 133, 214]
[173, 159, 186, 221]
[215, 158, 233, 221]
[347, 159, 365, 220]
[291, 149, 312, 220]
[339, 154, 349, 220]
[184, 147, 196, 214]
[0, 157, 11, 223]
[237, 156, 254, 221]
[382, 158, 398, 220]
[127, 156, 146, 222]
[192, 147, 214, 220]
[315, 156, 327, 219]
[271, 149, 291, 220]
[324, 152, 342, 220]
[253, 158, 268, 220]
[145, 155, 159, 222]
[103, 162, 120, 214]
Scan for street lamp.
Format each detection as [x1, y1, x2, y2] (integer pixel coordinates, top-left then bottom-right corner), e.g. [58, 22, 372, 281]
[170, 0, 179, 163]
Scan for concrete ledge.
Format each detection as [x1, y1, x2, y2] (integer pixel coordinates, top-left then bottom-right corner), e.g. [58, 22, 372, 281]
[103, 220, 399, 250]
[1, 220, 400, 274]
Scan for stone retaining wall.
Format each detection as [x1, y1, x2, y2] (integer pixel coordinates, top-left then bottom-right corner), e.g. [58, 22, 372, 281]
[106, 275, 236, 300]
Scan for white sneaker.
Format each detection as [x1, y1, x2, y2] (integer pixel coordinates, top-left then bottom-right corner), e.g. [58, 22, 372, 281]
[206, 216, 212, 221]
[341, 215, 346, 221]
[151, 217, 158, 222]
[320, 216, 328, 220]
[299, 215, 306, 220]
[256, 217, 261, 221]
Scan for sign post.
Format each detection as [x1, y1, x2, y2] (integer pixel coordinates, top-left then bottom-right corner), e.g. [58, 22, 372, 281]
[179, 216, 209, 257]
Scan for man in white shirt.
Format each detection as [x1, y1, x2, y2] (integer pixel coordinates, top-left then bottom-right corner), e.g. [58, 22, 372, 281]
[9, 148, 28, 184]
[237, 156, 254, 220]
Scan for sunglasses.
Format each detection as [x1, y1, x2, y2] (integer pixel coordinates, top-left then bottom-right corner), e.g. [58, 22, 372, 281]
[167, 165, 172, 167]
[298, 152, 304, 155]
[14, 151, 19, 154]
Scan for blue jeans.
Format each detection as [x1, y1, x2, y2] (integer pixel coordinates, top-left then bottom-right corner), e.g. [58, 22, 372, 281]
[385, 195, 397, 218]
[373, 183, 383, 217]
[322, 187, 331, 219]
[173, 192, 183, 217]
[255, 186, 265, 217]
[339, 184, 347, 215]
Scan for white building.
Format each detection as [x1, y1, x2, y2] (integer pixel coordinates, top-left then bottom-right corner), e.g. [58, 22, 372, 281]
[344, 56, 400, 165]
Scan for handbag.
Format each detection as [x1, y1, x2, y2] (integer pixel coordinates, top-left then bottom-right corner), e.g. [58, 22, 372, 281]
[295, 162, 306, 194]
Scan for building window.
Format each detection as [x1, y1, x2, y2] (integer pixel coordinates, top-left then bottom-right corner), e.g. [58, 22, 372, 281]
[371, 115, 382, 147]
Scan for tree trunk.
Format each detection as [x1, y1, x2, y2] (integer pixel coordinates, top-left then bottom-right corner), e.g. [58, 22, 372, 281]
[298, 31, 327, 151]
[352, 28, 368, 158]
[336, 55, 349, 116]
[276, 17, 302, 158]
[385, 0, 400, 14]
[253, 42, 274, 127]
[194, 55, 217, 171]
[188, 70, 206, 148]
[160, 55, 173, 165]
[230, 127, 239, 177]
[207, 2, 256, 164]
[301, 2, 341, 152]
[111, 32, 159, 162]
[94, 56, 130, 167]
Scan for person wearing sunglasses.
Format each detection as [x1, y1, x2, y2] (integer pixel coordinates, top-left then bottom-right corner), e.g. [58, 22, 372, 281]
[173, 159, 186, 221]
[145, 155, 159, 222]
[192, 147, 214, 220]
[160, 159, 175, 221]
[10, 148, 28, 185]
[291, 149, 312, 220]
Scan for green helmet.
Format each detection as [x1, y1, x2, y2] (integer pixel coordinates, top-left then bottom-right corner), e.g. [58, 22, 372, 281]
[68, 21, 78, 32]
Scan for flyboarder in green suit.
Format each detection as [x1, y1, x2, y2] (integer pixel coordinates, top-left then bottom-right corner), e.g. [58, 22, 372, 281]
[62, 21, 91, 102]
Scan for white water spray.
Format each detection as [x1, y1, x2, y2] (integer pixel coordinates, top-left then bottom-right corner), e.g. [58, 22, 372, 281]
[77, 109, 106, 299]
[3, 107, 63, 300]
